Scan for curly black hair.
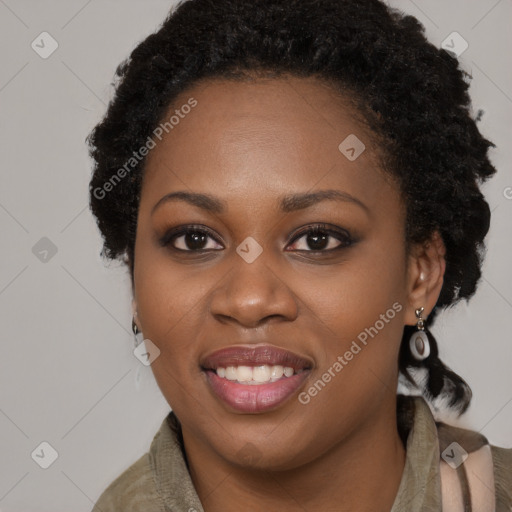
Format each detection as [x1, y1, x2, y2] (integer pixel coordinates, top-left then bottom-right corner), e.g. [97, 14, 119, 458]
[87, 0, 497, 414]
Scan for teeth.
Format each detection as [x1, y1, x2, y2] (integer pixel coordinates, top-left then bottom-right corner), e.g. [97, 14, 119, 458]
[237, 366, 253, 382]
[253, 365, 271, 382]
[225, 366, 237, 381]
[215, 365, 298, 384]
[270, 365, 284, 379]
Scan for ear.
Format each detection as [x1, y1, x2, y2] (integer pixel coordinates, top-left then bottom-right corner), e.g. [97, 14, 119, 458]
[404, 231, 446, 326]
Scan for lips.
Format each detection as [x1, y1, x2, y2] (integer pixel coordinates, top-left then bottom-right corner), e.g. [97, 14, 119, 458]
[201, 344, 313, 371]
[201, 345, 313, 413]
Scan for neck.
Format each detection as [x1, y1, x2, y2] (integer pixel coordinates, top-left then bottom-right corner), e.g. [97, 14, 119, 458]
[183, 396, 406, 512]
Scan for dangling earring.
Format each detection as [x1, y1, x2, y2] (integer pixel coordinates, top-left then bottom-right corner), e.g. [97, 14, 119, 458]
[409, 307, 430, 361]
[132, 316, 144, 347]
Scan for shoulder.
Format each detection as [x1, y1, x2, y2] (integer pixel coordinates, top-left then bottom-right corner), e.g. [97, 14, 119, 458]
[91, 451, 165, 512]
[491, 444, 512, 508]
[91, 412, 203, 512]
[436, 420, 512, 509]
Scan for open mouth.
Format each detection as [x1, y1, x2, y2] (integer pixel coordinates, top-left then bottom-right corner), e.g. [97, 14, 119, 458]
[212, 364, 308, 385]
[201, 345, 312, 413]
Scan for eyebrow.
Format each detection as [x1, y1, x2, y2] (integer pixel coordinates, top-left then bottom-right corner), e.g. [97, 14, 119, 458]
[151, 189, 369, 215]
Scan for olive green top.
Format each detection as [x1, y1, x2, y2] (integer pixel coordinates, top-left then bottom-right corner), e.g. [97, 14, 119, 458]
[91, 396, 512, 511]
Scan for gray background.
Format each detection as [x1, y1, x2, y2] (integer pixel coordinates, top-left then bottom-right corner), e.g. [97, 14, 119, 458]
[0, 0, 511, 510]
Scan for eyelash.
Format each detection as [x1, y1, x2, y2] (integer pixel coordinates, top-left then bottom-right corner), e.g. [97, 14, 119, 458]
[159, 223, 355, 254]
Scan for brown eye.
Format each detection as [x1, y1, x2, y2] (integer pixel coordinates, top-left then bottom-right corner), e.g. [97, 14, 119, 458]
[287, 224, 354, 252]
[160, 225, 223, 252]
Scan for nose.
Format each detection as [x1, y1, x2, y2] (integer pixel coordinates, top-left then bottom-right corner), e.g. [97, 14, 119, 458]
[209, 248, 299, 328]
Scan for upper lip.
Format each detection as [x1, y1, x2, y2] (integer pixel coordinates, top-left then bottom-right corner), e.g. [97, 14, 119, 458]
[201, 344, 313, 371]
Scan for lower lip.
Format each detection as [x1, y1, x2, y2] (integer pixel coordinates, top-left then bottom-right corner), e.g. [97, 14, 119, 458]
[204, 370, 310, 413]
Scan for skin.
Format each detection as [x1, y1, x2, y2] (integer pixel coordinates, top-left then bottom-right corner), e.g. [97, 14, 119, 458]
[131, 75, 446, 511]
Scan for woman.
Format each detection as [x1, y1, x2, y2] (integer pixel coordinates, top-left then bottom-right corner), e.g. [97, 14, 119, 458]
[87, 0, 512, 510]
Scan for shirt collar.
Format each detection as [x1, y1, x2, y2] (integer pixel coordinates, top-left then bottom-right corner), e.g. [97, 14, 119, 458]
[148, 412, 205, 511]
[391, 395, 442, 511]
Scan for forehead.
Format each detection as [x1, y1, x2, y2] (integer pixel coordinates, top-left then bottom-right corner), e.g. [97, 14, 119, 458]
[140, 75, 397, 212]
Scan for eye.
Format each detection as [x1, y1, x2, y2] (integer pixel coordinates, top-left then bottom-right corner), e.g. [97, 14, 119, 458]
[159, 223, 354, 254]
[159, 224, 223, 252]
[287, 223, 354, 252]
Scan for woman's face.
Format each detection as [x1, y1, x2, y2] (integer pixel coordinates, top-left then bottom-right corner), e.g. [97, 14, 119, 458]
[133, 75, 418, 470]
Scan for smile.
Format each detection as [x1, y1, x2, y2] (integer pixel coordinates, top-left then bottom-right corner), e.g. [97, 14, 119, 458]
[215, 364, 305, 384]
[201, 344, 312, 413]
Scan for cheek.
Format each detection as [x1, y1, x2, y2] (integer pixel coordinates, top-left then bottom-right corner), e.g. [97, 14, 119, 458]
[132, 232, 216, 374]
[296, 234, 408, 410]
[304, 233, 407, 336]
[133, 253, 217, 413]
